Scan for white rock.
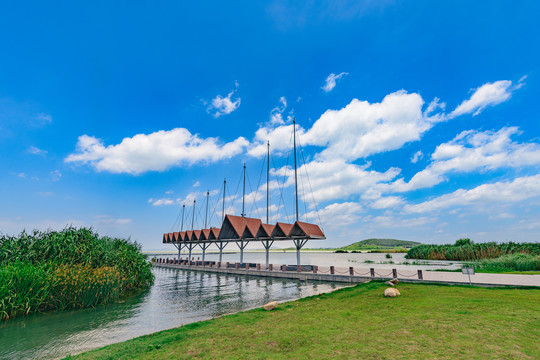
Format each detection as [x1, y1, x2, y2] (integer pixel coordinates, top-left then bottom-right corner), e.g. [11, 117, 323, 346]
[384, 288, 401, 297]
[263, 301, 278, 310]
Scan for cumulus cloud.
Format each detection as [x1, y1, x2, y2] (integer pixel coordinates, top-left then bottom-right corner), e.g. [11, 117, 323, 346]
[250, 90, 442, 161]
[65, 128, 249, 175]
[410, 150, 423, 163]
[321, 72, 348, 92]
[269, 96, 288, 125]
[304, 90, 439, 161]
[304, 202, 363, 228]
[206, 83, 241, 117]
[404, 174, 540, 213]
[27, 146, 47, 156]
[450, 78, 525, 118]
[273, 159, 400, 203]
[149, 198, 175, 206]
[387, 127, 540, 192]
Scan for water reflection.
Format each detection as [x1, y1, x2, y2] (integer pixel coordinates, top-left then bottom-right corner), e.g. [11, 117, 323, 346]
[0, 267, 342, 360]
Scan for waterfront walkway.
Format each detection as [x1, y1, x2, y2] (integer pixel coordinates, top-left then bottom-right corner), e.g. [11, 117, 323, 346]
[152, 258, 540, 287]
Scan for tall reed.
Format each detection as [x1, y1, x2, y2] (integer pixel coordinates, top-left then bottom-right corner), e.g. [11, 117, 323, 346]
[0, 227, 154, 321]
[406, 239, 539, 261]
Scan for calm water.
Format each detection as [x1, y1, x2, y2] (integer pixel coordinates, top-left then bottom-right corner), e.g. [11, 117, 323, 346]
[0, 266, 343, 360]
[153, 250, 462, 270]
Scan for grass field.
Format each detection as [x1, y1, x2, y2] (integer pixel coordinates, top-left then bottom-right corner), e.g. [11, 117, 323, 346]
[70, 282, 540, 359]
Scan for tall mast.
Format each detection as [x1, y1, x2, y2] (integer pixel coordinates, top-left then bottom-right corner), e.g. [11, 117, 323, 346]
[222, 178, 226, 222]
[293, 118, 299, 221]
[266, 141, 270, 224]
[180, 204, 185, 231]
[191, 198, 196, 230]
[204, 190, 209, 228]
[242, 163, 246, 217]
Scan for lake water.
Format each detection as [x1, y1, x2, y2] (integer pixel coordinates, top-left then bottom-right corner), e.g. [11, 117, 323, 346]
[0, 266, 343, 360]
[0, 251, 459, 359]
[152, 250, 462, 271]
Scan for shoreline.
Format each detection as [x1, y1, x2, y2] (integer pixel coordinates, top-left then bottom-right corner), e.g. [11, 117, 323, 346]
[70, 281, 540, 359]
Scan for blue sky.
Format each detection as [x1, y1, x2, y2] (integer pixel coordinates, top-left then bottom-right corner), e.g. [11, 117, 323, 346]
[1, 1, 539, 250]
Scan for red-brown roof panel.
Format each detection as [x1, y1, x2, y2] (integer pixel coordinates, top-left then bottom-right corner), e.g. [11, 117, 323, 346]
[256, 223, 275, 238]
[191, 230, 202, 241]
[271, 222, 293, 238]
[209, 227, 220, 240]
[290, 221, 325, 239]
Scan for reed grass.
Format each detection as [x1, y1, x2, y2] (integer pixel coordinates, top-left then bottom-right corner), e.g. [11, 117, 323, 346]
[406, 238, 539, 261]
[0, 227, 154, 321]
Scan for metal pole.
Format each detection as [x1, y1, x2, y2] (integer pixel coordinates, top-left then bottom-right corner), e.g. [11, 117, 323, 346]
[180, 204, 185, 231]
[265, 241, 270, 269]
[204, 190, 209, 228]
[293, 118, 299, 222]
[240, 240, 244, 263]
[293, 118, 301, 267]
[222, 179, 226, 222]
[242, 163, 246, 217]
[266, 140, 270, 269]
[219, 243, 223, 263]
[267, 141, 270, 223]
[191, 199, 196, 230]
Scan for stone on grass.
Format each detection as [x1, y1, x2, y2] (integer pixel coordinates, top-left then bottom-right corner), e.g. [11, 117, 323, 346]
[389, 278, 399, 285]
[384, 288, 401, 297]
[263, 301, 278, 311]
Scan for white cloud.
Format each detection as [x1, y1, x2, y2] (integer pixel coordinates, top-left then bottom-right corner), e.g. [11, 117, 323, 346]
[387, 127, 540, 192]
[149, 198, 175, 206]
[250, 90, 442, 161]
[95, 215, 132, 225]
[274, 159, 400, 203]
[207, 84, 241, 117]
[50, 170, 62, 182]
[193, 181, 200, 188]
[321, 72, 348, 92]
[304, 90, 440, 161]
[410, 150, 423, 163]
[404, 174, 540, 213]
[65, 128, 249, 175]
[304, 202, 363, 228]
[450, 78, 524, 118]
[27, 146, 47, 156]
[269, 97, 288, 125]
[35, 113, 52, 125]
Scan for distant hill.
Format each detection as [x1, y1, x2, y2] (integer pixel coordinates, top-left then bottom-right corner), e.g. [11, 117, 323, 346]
[341, 238, 421, 250]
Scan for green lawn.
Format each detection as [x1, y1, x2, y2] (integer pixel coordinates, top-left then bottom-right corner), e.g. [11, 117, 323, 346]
[70, 282, 540, 360]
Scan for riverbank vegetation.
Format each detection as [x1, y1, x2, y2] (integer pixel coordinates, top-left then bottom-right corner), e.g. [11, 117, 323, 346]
[406, 239, 540, 272]
[70, 281, 539, 359]
[0, 227, 153, 321]
[333, 238, 421, 253]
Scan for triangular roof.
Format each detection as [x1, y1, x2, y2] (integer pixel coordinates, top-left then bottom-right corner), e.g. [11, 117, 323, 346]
[172, 232, 180, 243]
[178, 231, 186, 242]
[167, 233, 173, 243]
[271, 222, 293, 238]
[191, 230, 202, 241]
[241, 217, 262, 239]
[256, 224, 275, 238]
[289, 221, 325, 239]
[201, 229, 211, 241]
[208, 227, 220, 240]
[184, 230, 193, 242]
[162, 233, 169, 243]
[218, 214, 245, 240]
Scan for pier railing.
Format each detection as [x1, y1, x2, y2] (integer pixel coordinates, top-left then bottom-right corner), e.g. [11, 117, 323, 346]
[152, 257, 424, 280]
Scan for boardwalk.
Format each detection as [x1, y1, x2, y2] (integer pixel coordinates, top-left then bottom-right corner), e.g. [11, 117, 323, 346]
[152, 258, 540, 287]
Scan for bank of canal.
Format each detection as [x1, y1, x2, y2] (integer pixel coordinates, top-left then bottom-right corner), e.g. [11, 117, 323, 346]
[0, 267, 343, 359]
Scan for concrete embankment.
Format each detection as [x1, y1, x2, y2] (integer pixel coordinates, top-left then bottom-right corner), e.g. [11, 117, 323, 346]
[153, 259, 540, 287]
